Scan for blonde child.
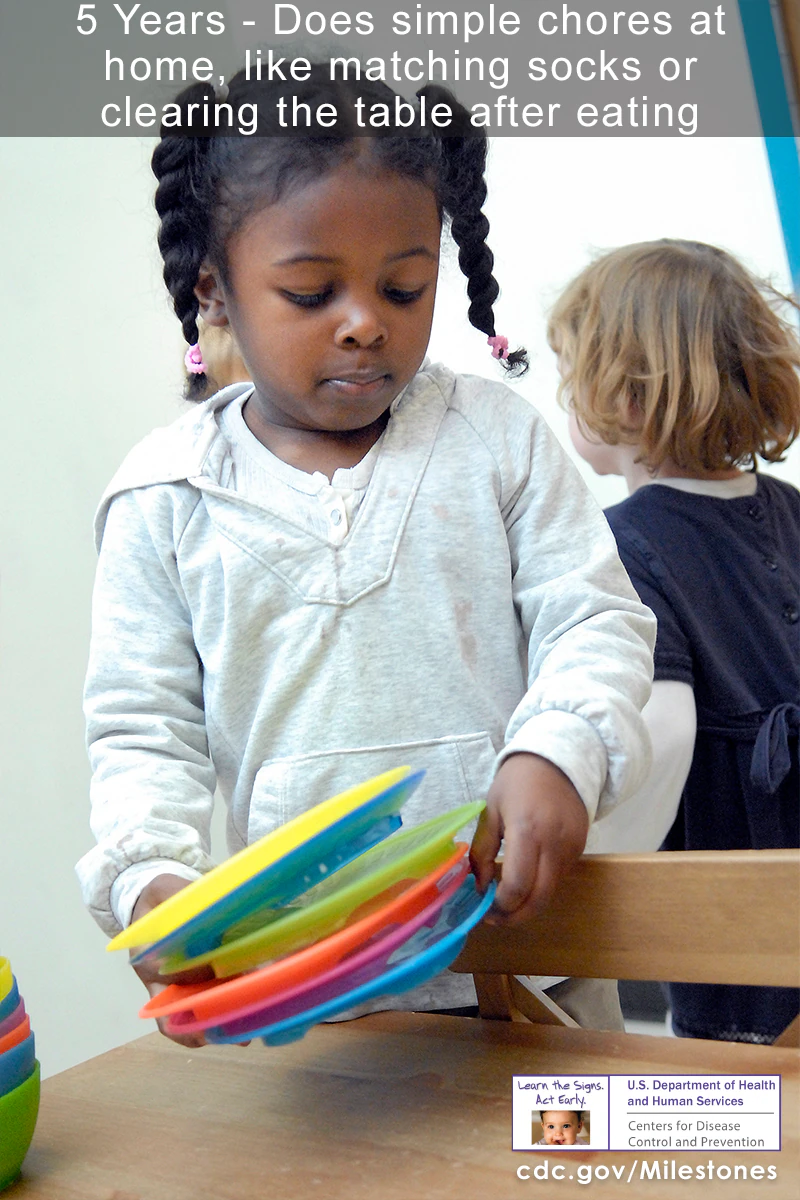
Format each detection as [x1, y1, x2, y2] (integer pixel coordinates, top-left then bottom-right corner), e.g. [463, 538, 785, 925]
[77, 69, 655, 1044]
[549, 239, 800, 1043]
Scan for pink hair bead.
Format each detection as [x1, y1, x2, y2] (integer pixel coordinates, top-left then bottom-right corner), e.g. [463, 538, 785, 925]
[184, 344, 208, 375]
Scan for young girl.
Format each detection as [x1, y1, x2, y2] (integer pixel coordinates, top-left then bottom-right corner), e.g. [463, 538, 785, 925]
[77, 68, 655, 1042]
[549, 239, 800, 1044]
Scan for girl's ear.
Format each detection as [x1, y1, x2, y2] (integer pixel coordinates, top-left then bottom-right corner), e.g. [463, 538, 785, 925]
[195, 264, 229, 327]
[621, 384, 645, 430]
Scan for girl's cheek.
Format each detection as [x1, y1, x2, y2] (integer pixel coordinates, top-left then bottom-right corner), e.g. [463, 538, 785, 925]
[568, 410, 619, 475]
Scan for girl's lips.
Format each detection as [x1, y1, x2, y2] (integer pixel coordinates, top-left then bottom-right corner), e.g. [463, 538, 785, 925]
[323, 374, 390, 396]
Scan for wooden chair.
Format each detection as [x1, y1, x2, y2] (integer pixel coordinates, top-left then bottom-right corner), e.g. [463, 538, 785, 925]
[450, 848, 800, 1048]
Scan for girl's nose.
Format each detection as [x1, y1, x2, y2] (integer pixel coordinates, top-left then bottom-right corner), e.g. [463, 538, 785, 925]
[335, 300, 388, 349]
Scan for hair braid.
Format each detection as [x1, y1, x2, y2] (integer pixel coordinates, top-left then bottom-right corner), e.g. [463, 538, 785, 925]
[422, 87, 527, 374]
[447, 144, 499, 332]
[151, 84, 215, 349]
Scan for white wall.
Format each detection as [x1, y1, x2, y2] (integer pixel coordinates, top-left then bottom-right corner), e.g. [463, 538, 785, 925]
[0, 139, 185, 1077]
[1, 134, 797, 1078]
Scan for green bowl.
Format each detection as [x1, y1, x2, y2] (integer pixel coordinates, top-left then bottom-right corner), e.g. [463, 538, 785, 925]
[0, 1060, 40, 1191]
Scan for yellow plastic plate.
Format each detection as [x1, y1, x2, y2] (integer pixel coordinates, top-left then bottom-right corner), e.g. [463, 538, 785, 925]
[107, 767, 413, 952]
[0, 959, 12, 1005]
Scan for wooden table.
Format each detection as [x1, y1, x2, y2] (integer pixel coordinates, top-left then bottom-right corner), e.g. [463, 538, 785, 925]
[9, 1015, 799, 1199]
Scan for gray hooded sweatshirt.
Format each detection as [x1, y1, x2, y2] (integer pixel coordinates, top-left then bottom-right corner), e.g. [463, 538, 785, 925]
[77, 363, 655, 1012]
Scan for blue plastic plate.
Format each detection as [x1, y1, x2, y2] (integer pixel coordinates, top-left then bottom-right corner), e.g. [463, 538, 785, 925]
[205, 875, 496, 1046]
[132, 771, 425, 972]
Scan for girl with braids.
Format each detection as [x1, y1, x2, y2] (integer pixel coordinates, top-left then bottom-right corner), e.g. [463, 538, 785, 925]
[78, 67, 655, 1043]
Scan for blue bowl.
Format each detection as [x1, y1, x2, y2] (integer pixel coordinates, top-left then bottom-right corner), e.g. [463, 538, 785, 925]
[0, 1032, 35, 1100]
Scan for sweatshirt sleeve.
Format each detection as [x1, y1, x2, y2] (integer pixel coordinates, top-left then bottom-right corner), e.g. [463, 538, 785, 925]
[497, 414, 656, 821]
[76, 487, 216, 936]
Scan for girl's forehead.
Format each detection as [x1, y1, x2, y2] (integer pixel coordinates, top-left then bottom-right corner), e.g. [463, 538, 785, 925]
[231, 162, 441, 256]
[286, 157, 437, 213]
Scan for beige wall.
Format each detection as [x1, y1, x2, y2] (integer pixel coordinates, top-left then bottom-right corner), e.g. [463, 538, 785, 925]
[1, 135, 797, 1078]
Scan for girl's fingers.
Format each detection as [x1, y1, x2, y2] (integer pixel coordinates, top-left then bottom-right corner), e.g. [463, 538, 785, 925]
[526, 848, 562, 917]
[156, 1016, 207, 1049]
[137, 976, 208, 1048]
[469, 805, 503, 891]
[491, 840, 540, 922]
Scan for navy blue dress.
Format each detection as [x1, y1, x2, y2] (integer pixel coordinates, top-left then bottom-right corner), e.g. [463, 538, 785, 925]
[606, 475, 799, 1043]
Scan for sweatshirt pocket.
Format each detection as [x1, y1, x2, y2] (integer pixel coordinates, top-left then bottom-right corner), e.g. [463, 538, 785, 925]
[246, 732, 497, 845]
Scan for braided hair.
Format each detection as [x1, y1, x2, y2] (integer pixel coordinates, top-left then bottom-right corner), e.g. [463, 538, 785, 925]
[151, 67, 528, 399]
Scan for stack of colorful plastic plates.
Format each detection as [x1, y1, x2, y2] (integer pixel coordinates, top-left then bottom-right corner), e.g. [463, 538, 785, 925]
[162, 803, 482, 977]
[110, 768, 493, 1046]
[143, 843, 472, 1031]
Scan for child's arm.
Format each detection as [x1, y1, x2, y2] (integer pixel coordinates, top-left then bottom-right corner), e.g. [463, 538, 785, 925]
[76, 487, 217, 938]
[589, 511, 699, 852]
[467, 395, 656, 919]
[588, 681, 695, 853]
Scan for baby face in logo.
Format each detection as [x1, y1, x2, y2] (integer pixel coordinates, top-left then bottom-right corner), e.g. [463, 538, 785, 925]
[540, 1110, 583, 1145]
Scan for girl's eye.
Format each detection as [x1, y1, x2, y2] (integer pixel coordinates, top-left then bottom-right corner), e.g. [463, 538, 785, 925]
[282, 289, 333, 309]
[384, 286, 426, 305]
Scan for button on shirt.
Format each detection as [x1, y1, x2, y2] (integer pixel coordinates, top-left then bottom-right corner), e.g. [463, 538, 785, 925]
[218, 391, 382, 545]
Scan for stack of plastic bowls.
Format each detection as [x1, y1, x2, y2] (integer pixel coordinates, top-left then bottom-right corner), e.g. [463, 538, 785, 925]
[0, 958, 39, 1191]
[109, 767, 495, 1047]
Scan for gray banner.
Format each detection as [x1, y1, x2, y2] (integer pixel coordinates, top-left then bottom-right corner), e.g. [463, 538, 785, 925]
[0, 0, 769, 134]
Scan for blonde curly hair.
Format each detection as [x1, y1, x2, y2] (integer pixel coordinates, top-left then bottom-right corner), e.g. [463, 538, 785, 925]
[547, 240, 800, 474]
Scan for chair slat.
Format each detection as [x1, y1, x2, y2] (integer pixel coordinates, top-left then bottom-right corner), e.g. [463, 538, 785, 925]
[451, 850, 800, 987]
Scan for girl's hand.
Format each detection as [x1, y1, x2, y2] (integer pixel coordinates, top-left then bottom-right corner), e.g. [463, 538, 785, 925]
[469, 754, 589, 924]
[129, 873, 215, 1049]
